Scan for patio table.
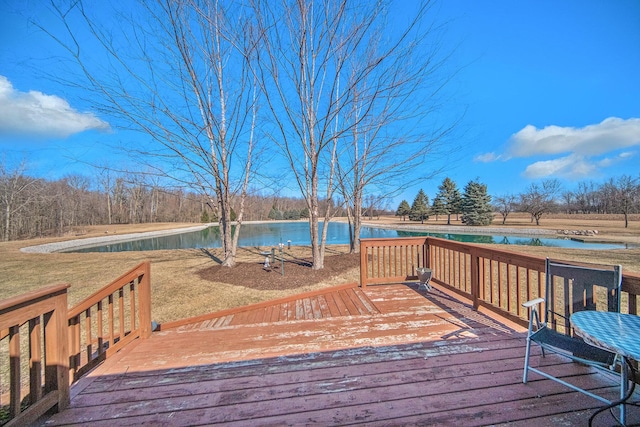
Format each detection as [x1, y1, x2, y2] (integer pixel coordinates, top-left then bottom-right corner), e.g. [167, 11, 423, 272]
[571, 311, 640, 426]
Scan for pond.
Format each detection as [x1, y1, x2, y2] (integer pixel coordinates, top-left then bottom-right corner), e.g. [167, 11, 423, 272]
[65, 222, 632, 252]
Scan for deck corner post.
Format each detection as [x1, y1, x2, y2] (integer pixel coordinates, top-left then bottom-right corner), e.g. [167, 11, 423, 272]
[425, 238, 431, 269]
[470, 249, 480, 310]
[360, 242, 367, 289]
[44, 289, 70, 411]
[138, 261, 153, 338]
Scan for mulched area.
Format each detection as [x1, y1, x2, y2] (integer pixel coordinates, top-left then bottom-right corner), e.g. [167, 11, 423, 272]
[197, 253, 360, 290]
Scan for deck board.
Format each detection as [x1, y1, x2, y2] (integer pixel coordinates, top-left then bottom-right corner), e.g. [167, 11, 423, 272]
[43, 284, 640, 426]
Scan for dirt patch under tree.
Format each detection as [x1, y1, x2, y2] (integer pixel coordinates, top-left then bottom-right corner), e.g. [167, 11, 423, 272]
[197, 252, 361, 290]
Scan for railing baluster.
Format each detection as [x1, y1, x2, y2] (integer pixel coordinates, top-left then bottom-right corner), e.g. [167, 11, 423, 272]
[29, 317, 43, 404]
[109, 294, 115, 347]
[69, 315, 81, 378]
[516, 266, 522, 316]
[382, 247, 386, 279]
[119, 288, 125, 340]
[97, 300, 104, 355]
[498, 261, 502, 309]
[130, 282, 137, 331]
[85, 307, 92, 363]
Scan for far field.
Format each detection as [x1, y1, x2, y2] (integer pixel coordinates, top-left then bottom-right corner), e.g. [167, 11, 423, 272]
[0, 213, 638, 325]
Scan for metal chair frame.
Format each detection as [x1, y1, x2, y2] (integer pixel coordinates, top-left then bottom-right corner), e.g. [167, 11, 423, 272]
[522, 258, 623, 403]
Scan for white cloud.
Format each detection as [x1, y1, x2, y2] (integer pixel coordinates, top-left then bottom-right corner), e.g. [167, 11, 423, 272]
[494, 118, 640, 180]
[507, 117, 640, 158]
[474, 152, 501, 162]
[596, 151, 635, 168]
[522, 150, 634, 180]
[0, 75, 110, 139]
[523, 154, 596, 179]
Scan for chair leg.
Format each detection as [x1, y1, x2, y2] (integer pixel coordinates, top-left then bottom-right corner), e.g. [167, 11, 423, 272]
[523, 309, 538, 384]
[523, 336, 532, 383]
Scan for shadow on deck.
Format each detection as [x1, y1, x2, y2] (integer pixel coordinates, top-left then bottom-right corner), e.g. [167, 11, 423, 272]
[43, 284, 639, 426]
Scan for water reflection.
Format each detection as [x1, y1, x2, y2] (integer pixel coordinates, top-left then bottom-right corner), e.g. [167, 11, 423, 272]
[67, 222, 631, 253]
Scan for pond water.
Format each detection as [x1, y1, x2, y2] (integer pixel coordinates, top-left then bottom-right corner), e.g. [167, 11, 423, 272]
[66, 222, 632, 253]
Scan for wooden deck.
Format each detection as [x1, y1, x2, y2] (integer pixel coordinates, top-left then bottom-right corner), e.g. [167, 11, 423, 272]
[42, 283, 639, 426]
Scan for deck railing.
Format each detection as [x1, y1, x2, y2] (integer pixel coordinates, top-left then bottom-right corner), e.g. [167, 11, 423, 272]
[0, 284, 70, 426]
[0, 262, 152, 425]
[360, 237, 430, 287]
[67, 261, 152, 382]
[360, 237, 640, 327]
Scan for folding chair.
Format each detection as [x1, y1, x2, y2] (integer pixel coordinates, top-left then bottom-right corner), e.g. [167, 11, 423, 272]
[522, 258, 623, 402]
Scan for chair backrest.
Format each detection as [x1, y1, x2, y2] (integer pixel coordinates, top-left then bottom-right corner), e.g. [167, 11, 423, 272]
[544, 258, 622, 334]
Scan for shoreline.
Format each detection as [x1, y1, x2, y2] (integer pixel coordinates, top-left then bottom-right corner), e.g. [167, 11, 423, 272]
[20, 224, 211, 254]
[20, 219, 605, 254]
[19, 220, 306, 253]
[356, 221, 557, 237]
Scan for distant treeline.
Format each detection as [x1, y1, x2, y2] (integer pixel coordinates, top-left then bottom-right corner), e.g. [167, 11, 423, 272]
[3, 167, 637, 242]
[398, 176, 639, 228]
[0, 168, 323, 241]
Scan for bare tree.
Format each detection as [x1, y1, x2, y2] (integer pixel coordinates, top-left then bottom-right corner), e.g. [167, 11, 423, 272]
[493, 194, 516, 225]
[518, 179, 562, 226]
[605, 175, 639, 228]
[0, 161, 42, 241]
[561, 190, 576, 214]
[39, 0, 260, 266]
[253, 0, 455, 265]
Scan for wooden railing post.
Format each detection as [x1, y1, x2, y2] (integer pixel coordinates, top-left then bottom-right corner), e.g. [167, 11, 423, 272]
[360, 243, 368, 289]
[9, 325, 21, 418]
[470, 248, 480, 310]
[425, 238, 431, 269]
[44, 291, 70, 410]
[138, 261, 152, 338]
[29, 317, 43, 403]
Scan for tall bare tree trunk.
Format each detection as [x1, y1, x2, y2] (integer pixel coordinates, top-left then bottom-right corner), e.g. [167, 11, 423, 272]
[38, 0, 261, 266]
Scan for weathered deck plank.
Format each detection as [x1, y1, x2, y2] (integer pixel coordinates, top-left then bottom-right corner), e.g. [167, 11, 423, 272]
[43, 284, 640, 426]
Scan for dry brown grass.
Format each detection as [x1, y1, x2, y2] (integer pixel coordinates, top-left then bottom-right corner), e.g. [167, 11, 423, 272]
[0, 215, 638, 325]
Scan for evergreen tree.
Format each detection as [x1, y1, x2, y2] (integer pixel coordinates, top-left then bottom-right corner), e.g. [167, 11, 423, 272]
[409, 189, 430, 224]
[200, 210, 210, 223]
[395, 200, 411, 221]
[461, 180, 493, 226]
[431, 195, 446, 221]
[268, 205, 282, 220]
[284, 209, 301, 220]
[434, 177, 462, 225]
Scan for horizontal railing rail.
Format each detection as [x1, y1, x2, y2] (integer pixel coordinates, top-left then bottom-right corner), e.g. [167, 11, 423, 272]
[0, 284, 70, 426]
[67, 261, 152, 382]
[360, 237, 639, 328]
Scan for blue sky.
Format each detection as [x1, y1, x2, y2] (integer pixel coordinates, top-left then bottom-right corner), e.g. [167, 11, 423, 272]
[1, 0, 639, 206]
